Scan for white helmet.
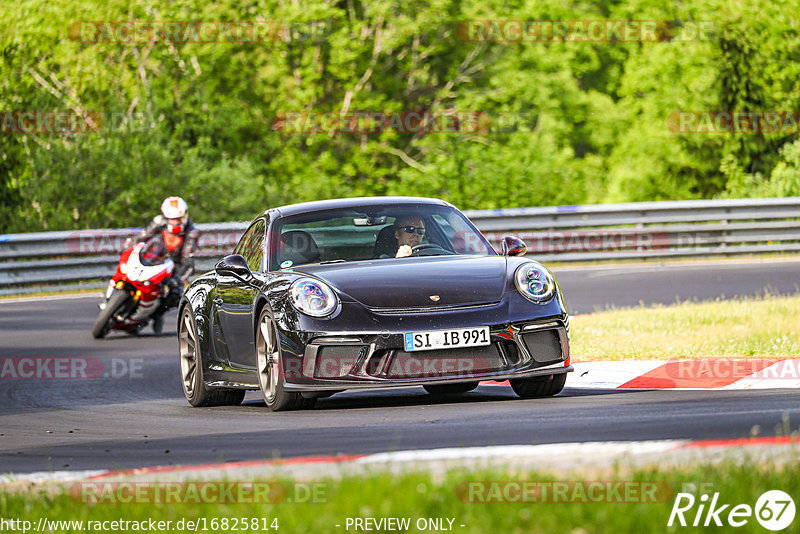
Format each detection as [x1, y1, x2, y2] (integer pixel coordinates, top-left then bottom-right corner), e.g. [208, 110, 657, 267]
[161, 196, 188, 221]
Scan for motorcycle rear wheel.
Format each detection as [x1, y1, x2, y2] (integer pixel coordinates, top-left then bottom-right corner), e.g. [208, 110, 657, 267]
[92, 290, 131, 339]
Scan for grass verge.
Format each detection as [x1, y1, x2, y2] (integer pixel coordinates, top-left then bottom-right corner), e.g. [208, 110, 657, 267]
[2, 459, 799, 533]
[571, 294, 800, 361]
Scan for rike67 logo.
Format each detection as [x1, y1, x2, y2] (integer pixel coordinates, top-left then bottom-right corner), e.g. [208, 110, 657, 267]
[668, 490, 795, 530]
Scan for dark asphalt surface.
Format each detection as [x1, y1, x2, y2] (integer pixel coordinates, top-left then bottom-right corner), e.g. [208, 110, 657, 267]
[1, 258, 798, 474]
[558, 258, 800, 313]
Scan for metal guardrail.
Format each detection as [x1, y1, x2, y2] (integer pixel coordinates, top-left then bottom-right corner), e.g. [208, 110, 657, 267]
[1, 197, 798, 295]
[0, 223, 248, 295]
[469, 197, 800, 262]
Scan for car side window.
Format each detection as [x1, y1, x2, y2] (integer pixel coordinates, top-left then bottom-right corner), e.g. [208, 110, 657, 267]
[234, 219, 266, 272]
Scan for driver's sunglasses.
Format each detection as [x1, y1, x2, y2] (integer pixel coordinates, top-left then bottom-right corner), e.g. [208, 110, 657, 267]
[401, 225, 426, 236]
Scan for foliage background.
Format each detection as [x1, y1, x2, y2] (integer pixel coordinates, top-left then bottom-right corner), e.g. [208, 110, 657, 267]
[1, 0, 799, 232]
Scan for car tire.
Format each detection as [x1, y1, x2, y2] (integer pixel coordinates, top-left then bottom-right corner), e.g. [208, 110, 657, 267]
[91, 290, 130, 339]
[510, 373, 567, 398]
[423, 382, 479, 395]
[179, 306, 245, 407]
[256, 308, 316, 412]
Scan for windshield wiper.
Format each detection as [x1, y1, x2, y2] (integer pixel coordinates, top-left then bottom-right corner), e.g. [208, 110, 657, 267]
[320, 259, 347, 264]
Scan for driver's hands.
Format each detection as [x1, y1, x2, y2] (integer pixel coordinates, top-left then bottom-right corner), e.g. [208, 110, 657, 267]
[396, 245, 412, 258]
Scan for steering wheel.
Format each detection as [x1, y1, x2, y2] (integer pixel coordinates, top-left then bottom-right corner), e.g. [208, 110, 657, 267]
[411, 243, 440, 253]
[410, 243, 455, 256]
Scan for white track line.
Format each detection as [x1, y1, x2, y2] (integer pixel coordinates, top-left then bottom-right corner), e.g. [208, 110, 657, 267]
[3, 442, 688, 485]
[357, 441, 686, 465]
[2, 292, 102, 304]
[1, 469, 106, 484]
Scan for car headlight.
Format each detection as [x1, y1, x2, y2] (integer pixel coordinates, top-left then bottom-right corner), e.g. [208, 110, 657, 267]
[514, 262, 555, 303]
[290, 278, 338, 317]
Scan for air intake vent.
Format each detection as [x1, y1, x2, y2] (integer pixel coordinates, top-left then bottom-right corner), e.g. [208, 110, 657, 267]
[521, 330, 563, 363]
[315, 345, 367, 378]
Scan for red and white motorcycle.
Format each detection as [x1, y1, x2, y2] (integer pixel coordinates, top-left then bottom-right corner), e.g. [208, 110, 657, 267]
[92, 238, 174, 338]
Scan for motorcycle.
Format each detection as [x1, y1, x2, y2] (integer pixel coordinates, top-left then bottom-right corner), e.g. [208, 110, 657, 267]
[92, 238, 174, 338]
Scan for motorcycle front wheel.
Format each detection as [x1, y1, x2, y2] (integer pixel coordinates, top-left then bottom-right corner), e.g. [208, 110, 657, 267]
[92, 290, 132, 339]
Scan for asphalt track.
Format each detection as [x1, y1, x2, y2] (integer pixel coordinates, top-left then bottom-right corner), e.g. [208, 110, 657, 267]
[1, 258, 799, 474]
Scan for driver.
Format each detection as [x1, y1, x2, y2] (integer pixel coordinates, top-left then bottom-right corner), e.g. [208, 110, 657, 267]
[394, 216, 426, 258]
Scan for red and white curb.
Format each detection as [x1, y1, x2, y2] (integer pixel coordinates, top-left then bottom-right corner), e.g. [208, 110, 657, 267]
[564, 360, 800, 389]
[4, 437, 799, 485]
[477, 360, 800, 390]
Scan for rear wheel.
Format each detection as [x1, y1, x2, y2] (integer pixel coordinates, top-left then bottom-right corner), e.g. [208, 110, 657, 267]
[423, 382, 479, 395]
[92, 290, 130, 338]
[256, 309, 316, 411]
[510, 373, 567, 398]
[179, 306, 245, 407]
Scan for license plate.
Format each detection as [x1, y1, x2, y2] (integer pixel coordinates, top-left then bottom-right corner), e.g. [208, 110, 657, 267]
[403, 327, 490, 352]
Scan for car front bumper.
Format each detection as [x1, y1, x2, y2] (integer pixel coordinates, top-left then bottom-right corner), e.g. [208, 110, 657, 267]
[282, 317, 572, 391]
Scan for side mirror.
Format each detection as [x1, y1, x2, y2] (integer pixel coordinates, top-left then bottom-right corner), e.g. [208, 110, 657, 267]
[501, 236, 527, 257]
[215, 254, 252, 281]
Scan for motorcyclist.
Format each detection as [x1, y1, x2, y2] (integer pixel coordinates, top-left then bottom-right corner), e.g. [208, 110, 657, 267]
[102, 196, 198, 333]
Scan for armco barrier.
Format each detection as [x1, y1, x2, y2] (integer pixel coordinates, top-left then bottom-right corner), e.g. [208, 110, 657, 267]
[1, 198, 798, 295]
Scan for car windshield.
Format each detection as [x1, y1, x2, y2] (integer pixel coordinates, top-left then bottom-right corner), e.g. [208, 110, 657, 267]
[269, 204, 496, 269]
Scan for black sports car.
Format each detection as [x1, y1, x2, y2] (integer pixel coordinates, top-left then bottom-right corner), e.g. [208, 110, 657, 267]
[179, 197, 572, 410]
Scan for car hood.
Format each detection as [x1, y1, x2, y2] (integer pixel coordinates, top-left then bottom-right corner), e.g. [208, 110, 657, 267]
[295, 255, 507, 309]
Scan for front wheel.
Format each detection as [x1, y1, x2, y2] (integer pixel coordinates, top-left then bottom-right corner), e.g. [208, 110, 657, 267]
[179, 306, 245, 407]
[92, 290, 131, 338]
[510, 373, 567, 398]
[256, 309, 316, 411]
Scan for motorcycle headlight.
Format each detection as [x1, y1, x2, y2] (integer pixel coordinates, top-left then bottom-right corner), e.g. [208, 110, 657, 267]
[290, 278, 338, 317]
[514, 262, 555, 303]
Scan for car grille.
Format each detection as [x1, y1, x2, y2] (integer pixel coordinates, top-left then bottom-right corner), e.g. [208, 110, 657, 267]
[385, 344, 505, 379]
[520, 330, 563, 363]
